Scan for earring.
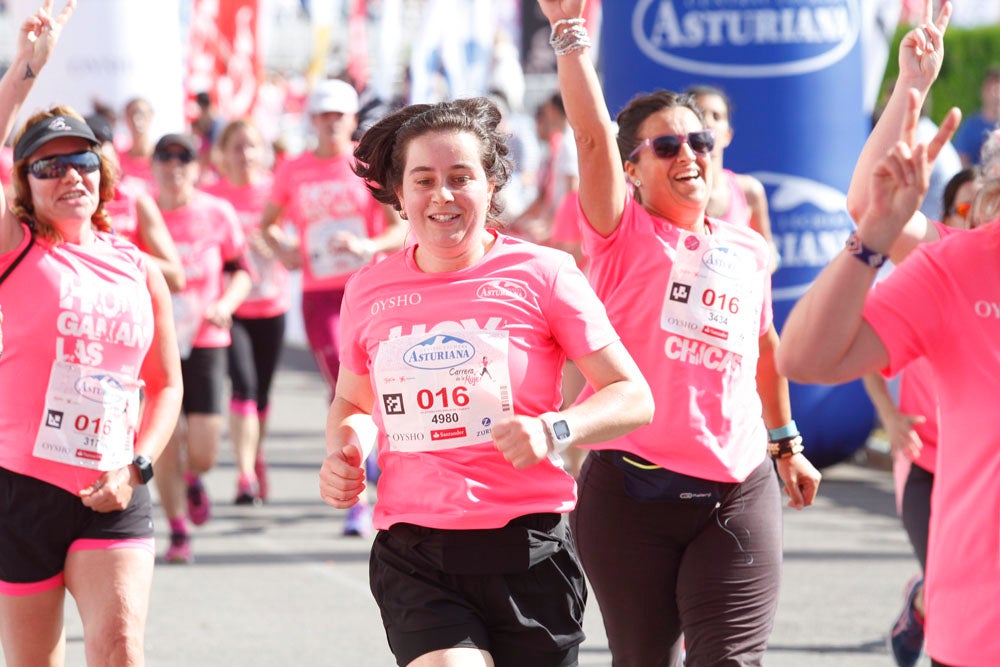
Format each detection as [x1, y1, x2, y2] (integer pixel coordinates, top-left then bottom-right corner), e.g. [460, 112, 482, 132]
[634, 179, 642, 187]
[399, 210, 408, 220]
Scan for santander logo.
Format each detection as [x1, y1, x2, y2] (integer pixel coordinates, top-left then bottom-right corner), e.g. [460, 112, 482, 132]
[632, 0, 860, 78]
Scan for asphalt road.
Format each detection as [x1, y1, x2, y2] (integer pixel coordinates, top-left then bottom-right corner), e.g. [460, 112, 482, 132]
[43, 346, 928, 667]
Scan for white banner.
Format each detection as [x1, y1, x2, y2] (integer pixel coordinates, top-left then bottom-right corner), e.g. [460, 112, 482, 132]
[10, 0, 186, 141]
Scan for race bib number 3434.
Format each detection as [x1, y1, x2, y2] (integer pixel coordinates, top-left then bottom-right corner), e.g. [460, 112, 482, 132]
[373, 330, 514, 452]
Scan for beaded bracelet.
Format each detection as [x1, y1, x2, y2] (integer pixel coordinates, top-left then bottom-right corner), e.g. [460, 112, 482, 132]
[768, 435, 805, 460]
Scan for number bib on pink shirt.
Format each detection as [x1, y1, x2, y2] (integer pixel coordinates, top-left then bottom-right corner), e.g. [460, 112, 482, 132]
[305, 217, 368, 278]
[32, 361, 141, 470]
[374, 330, 514, 452]
[661, 231, 763, 358]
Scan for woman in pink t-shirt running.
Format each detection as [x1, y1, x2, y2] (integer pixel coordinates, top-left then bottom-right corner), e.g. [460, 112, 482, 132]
[540, 1, 822, 664]
[202, 119, 288, 506]
[0, 3, 182, 664]
[319, 96, 653, 666]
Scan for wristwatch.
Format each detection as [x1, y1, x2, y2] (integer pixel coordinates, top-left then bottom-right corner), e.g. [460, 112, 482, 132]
[539, 412, 572, 453]
[132, 455, 154, 485]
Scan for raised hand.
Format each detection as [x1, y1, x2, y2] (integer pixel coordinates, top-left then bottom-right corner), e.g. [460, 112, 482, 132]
[537, 0, 585, 24]
[16, 0, 76, 76]
[897, 0, 951, 90]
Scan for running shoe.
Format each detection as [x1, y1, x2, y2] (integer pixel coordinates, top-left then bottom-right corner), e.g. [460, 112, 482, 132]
[186, 477, 212, 526]
[165, 532, 193, 564]
[254, 453, 269, 502]
[889, 576, 924, 667]
[342, 502, 373, 538]
[234, 477, 261, 506]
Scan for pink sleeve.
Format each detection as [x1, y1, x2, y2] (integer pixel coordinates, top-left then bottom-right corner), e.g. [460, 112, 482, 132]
[545, 254, 619, 360]
[863, 247, 945, 376]
[338, 273, 370, 375]
[269, 161, 292, 209]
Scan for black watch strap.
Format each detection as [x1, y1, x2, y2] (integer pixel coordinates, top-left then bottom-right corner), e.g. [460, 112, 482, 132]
[132, 455, 154, 484]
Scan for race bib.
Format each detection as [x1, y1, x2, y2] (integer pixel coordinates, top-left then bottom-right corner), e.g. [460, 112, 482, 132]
[305, 217, 368, 279]
[32, 361, 141, 471]
[660, 231, 764, 358]
[373, 330, 514, 452]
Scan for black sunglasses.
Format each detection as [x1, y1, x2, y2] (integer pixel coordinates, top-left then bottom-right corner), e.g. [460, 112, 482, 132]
[153, 148, 196, 164]
[27, 150, 102, 180]
[628, 130, 715, 161]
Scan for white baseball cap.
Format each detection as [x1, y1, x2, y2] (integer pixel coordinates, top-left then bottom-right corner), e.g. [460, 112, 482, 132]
[308, 79, 359, 115]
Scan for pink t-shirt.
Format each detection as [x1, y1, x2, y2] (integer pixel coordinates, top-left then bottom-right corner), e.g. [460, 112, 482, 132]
[269, 151, 385, 292]
[0, 227, 153, 494]
[117, 151, 154, 195]
[105, 178, 146, 248]
[340, 232, 619, 530]
[202, 175, 290, 319]
[864, 222, 1000, 666]
[718, 169, 751, 227]
[549, 191, 583, 247]
[579, 194, 772, 482]
[894, 356, 938, 473]
[162, 191, 247, 349]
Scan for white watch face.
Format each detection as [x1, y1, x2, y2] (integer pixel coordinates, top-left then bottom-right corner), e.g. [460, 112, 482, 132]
[552, 419, 571, 441]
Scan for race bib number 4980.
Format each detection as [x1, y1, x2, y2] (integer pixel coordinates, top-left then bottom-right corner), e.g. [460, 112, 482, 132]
[373, 330, 514, 452]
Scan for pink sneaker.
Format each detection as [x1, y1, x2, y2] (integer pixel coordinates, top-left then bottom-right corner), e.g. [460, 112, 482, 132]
[234, 475, 261, 506]
[254, 454, 269, 502]
[165, 532, 193, 564]
[186, 477, 212, 526]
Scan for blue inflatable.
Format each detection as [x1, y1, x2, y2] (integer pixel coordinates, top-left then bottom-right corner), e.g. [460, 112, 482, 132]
[601, 0, 874, 467]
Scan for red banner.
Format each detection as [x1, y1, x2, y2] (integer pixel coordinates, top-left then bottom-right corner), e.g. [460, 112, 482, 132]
[186, 0, 262, 123]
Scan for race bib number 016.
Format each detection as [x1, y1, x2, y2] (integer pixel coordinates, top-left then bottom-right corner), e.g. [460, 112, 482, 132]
[661, 231, 763, 358]
[32, 361, 141, 471]
[373, 329, 514, 452]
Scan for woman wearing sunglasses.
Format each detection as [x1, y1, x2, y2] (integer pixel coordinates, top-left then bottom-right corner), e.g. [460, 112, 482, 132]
[538, 1, 822, 664]
[0, 1, 183, 664]
[150, 132, 251, 564]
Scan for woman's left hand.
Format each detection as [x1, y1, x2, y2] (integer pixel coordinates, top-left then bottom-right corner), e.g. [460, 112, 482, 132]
[775, 453, 822, 510]
[79, 465, 135, 512]
[492, 416, 550, 469]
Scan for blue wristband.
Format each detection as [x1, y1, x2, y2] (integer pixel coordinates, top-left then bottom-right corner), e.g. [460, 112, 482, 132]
[768, 420, 800, 442]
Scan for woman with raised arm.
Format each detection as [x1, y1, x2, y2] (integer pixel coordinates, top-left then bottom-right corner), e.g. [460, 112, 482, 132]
[0, 2, 183, 664]
[537, 1, 822, 664]
[319, 96, 653, 666]
[779, 84, 996, 667]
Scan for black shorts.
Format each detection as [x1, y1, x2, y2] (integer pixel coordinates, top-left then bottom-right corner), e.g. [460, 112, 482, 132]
[227, 314, 286, 413]
[369, 514, 586, 667]
[181, 346, 228, 415]
[0, 466, 154, 594]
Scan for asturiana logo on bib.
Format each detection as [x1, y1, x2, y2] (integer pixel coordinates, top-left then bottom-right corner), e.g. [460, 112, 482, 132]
[632, 0, 860, 78]
[476, 280, 528, 302]
[701, 247, 752, 279]
[404, 335, 476, 370]
[75, 374, 128, 406]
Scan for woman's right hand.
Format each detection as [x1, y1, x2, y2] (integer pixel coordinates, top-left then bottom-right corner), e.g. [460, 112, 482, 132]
[319, 443, 366, 509]
[15, 0, 76, 73]
[537, 0, 585, 24]
[896, 0, 950, 90]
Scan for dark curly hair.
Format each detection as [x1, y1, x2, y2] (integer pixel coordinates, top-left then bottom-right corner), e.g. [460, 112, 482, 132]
[616, 90, 706, 166]
[353, 97, 512, 223]
[11, 105, 115, 243]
